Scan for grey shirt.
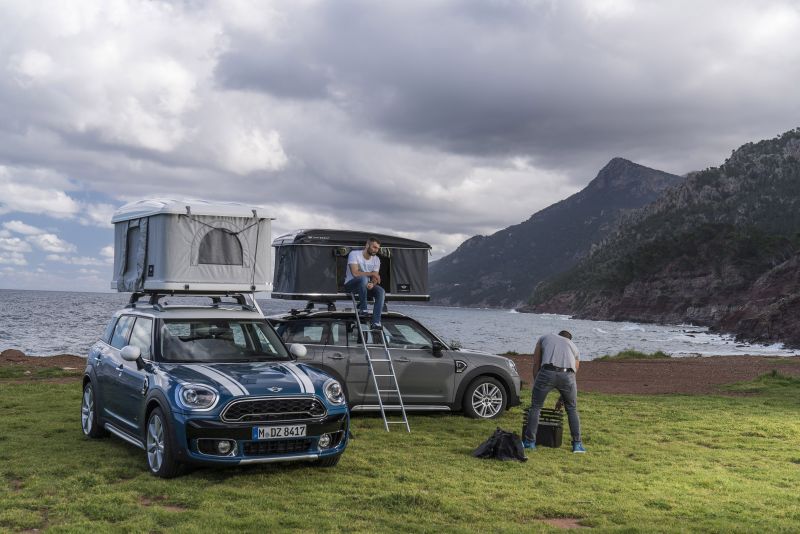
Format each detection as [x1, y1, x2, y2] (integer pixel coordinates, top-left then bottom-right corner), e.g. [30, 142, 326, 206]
[539, 333, 580, 371]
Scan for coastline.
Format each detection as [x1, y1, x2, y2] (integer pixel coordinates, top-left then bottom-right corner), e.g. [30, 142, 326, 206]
[4, 349, 800, 396]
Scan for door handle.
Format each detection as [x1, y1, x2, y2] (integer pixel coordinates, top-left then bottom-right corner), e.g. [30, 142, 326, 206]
[329, 354, 345, 360]
[394, 357, 411, 363]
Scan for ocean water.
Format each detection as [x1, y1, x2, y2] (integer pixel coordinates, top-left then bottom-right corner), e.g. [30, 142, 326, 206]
[1, 289, 797, 359]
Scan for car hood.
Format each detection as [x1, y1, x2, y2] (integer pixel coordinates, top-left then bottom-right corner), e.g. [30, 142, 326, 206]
[164, 361, 325, 397]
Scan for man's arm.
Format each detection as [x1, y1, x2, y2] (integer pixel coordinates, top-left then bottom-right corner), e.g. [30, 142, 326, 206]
[531, 339, 542, 378]
[349, 262, 380, 282]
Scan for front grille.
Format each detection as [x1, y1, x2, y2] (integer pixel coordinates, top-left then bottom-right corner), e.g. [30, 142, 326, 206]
[243, 439, 313, 456]
[221, 396, 327, 423]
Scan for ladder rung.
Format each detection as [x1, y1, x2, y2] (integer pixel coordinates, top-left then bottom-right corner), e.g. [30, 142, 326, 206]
[387, 421, 409, 424]
[369, 358, 391, 362]
[373, 374, 396, 378]
[378, 389, 399, 393]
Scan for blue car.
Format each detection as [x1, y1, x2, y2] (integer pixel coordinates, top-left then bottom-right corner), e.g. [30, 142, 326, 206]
[81, 295, 349, 477]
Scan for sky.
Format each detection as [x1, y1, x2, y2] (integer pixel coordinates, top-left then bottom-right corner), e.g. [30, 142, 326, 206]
[0, 0, 798, 292]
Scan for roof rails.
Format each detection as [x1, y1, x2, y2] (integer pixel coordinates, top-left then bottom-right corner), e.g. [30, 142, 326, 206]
[126, 291, 263, 314]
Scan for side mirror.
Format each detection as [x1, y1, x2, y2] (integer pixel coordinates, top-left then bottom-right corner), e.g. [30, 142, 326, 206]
[289, 344, 307, 358]
[120, 345, 141, 362]
[431, 340, 445, 357]
[120, 345, 146, 370]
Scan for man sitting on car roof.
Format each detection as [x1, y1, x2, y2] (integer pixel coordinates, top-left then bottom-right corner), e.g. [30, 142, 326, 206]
[343, 237, 385, 330]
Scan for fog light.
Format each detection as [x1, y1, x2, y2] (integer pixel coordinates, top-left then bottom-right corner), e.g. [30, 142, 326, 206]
[318, 433, 332, 449]
[217, 440, 232, 454]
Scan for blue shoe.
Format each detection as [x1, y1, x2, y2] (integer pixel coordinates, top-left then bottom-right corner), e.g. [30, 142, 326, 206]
[522, 440, 536, 450]
[572, 441, 586, 453]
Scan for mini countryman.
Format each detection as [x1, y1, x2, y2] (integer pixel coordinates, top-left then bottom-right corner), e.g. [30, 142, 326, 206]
[269, 308, 521, 419]
[81, 294, 349, 478]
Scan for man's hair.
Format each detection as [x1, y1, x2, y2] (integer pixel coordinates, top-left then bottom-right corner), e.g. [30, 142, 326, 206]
[558, 330, 572, 340]
[366, 237, 381, 246]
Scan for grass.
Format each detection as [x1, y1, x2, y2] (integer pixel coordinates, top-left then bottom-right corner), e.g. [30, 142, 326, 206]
[595, 349, 671, 361]
[1, 376, 799, 532]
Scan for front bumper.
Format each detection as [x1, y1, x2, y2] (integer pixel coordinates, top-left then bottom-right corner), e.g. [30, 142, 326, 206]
[171, 411, 349, 466]
[508, 375, 522, 407]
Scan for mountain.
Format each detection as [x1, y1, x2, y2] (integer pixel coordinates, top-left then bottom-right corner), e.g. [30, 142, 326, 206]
[523, 128, 800, 347]
[429, 158, 684, 307]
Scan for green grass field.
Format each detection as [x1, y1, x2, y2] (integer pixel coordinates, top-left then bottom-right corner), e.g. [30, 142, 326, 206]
[1, 375, 798, 533]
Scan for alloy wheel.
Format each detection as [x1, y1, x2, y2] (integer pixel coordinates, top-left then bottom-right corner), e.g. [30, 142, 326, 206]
[81, 386, 94, 435]
[471, 382, 503, 418]
[147, 414, 165, 472]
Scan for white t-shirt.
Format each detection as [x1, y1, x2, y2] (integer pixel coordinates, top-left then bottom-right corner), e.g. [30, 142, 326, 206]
[344, 249, 380, 284]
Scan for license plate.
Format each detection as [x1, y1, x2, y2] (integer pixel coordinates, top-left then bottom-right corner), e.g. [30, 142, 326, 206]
[252, 424, 307, 440]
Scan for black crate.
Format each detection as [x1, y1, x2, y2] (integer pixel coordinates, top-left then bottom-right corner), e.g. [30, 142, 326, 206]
[522, 407, 563, 448]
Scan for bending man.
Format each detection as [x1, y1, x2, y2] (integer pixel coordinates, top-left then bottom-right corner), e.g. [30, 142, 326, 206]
[522, 330, 586, 453]
[343, 237, 385, 330]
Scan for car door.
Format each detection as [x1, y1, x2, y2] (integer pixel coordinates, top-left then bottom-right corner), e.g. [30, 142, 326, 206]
[381, 318, 454, 405]
[97, 314, 135, 424]
[323, 319, 372, 405]
[113, 316, 152, 433]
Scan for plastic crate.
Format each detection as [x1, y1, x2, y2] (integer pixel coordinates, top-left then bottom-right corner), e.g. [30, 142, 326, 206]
[521, 407, 563, 448]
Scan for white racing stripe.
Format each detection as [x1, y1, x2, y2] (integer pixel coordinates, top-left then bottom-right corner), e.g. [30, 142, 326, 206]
[284, 362, 315, 394]
[185, 364, 249, 396]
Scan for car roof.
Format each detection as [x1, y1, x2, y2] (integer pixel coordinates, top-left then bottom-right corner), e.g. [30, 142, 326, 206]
[267, 309, 412, 321]
[114, 305, 266, 321]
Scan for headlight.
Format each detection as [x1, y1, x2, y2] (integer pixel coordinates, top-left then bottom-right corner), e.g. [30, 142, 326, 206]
[323, 379, 346, 405]
[176, 384, 218, 410]
[507, 359, 518, 376]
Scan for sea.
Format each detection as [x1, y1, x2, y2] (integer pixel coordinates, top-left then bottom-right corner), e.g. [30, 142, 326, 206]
[1, 289, 797, 360]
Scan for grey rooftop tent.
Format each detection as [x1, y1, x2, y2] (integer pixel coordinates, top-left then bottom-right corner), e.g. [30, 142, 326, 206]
[271, 229, 431, 301]
[111, 199, 272, 293]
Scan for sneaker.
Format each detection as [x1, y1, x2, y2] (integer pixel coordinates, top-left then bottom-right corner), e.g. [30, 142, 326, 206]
[370, 323, 383, 330]
[522, 440, 536, 450]
[572, 441, 586, 453]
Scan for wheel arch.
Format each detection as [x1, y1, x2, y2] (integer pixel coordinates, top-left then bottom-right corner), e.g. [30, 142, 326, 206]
[454, 366, 514, 408]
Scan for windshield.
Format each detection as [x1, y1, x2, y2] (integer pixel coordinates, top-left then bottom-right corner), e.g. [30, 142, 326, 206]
[159, 319, 290, 363]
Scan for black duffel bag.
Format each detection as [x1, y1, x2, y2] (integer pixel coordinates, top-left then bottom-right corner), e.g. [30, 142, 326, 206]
[472, 427, 527, 462]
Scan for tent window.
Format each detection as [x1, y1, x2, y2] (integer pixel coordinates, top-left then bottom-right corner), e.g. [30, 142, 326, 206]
[124, 226, 140, 275]
[198, 228, 244, 265]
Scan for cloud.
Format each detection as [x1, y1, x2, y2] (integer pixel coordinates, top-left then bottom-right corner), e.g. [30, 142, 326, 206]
[0, 251, 27, 265]
[45, 254, 102, 266]
[0, 236, 32, 253]
[79, 203, 115, 228]
[0, 167, 80, 219]
[28, 233, 76, 253]
[3, 220, 45, 235]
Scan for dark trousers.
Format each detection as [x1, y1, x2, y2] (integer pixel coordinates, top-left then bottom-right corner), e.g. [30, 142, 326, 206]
[522, 367, 582, 443]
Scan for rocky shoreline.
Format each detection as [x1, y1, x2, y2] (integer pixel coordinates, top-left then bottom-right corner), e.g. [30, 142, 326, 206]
[4, 349, 799, 396]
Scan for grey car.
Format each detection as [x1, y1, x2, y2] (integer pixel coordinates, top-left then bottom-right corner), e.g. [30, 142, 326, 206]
[269, 309, 521, 419]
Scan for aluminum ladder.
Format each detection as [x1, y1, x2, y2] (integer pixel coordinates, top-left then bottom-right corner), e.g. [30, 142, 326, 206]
[349, 293, 410, 432]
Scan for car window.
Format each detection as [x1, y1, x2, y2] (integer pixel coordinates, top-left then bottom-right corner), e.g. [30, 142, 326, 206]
[129, 317, 153, 359]
[383, 319, 433, 349]
[160, 319, 290, 362]
[110, 315, 135, 350]
[102, 318, 117, 344]
[329, 320, 347, 346]
[278, 321, 328, 345]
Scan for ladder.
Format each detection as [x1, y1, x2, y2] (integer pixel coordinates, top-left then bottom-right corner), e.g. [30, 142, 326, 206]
[349, 293, 410, 432]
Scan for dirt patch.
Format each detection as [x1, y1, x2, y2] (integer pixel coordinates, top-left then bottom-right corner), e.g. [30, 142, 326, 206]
[1, 349, 86, 369]
[139, 495, 188, 512]
[508, 354, 800, 395]
[541, 518, 590, 529]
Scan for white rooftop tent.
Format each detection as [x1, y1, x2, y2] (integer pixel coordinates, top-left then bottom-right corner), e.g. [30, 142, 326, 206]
[111, 199, 273, 293]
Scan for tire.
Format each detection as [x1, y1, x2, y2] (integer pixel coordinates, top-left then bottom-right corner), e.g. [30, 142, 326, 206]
[81, 382, 108, 438]
[463, 376, 508, 419]
[145, 407, 182, 478]
[317, 453, 342, 467]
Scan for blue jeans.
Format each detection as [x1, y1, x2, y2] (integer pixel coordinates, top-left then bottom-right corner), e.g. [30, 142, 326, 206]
[522, 367, 582, 443]
[344, 276, 385, 325]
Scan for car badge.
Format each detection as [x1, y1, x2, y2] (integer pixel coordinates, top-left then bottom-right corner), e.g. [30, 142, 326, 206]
[268, 387, 283, 392]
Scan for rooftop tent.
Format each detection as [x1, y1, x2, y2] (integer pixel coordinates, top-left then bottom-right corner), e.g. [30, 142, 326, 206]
[111, 199, 273, 293]
[272, 229, 431, 301]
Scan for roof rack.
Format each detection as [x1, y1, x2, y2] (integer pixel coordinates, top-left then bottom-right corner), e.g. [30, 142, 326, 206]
[126, 291, 263, 315]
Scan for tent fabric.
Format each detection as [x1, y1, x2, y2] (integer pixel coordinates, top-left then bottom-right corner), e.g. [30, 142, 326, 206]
[111, 198, 265, 223]
[111, 209, 271, 292]
[472, 428, 528, 462]
[271, 229, 430, 301]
